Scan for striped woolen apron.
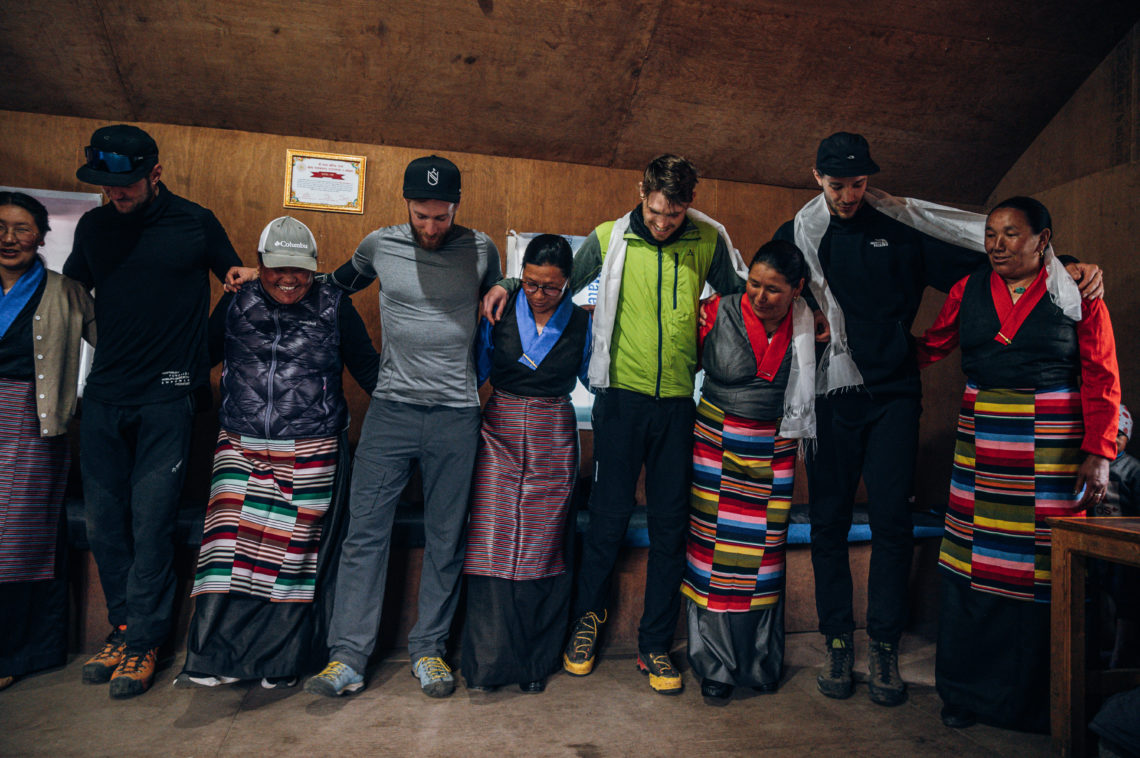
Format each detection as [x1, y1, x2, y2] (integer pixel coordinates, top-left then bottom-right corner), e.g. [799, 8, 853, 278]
[463, 390, 578, 581]
[940, 384, 1085, 602]
[192, 430, 338, 602]
[682, 397, 796, 612]
[0, 379, 70, 583]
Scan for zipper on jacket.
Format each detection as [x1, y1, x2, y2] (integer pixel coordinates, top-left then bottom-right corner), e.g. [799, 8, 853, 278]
[673, 252, 679, 309]
[656, 245, 663, 398]
[265, 307, 282, 439]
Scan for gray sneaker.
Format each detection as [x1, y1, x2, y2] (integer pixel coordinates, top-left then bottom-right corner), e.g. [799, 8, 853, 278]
[816, 633, 855, 699]
[868, 639, 907, 706]
[412, 656, 455, 698]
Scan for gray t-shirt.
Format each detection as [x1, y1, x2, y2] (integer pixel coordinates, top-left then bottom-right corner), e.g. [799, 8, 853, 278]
[350, 223, 501, 407]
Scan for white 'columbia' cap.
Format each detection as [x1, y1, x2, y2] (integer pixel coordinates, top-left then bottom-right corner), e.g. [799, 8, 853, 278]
[257, 216, 317, 271]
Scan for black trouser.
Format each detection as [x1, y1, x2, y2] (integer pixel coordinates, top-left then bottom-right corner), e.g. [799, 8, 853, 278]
[81, 396, 194, 651]
[573, 388, 694, 652]
[805, 393, 919, 644]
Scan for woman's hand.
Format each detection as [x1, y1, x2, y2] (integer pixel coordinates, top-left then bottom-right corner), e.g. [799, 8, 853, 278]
[1065, 262, 1104, 300]
[1076, 453, 1111, 509]
[224, 266, 259, 293]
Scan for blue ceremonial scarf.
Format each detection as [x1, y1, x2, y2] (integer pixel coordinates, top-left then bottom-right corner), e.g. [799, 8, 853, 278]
[515, 289, 574, 370]
[0, 258, 46, 340]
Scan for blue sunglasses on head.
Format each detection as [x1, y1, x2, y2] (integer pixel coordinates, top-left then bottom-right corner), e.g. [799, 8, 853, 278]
[83, 147, 155, 173]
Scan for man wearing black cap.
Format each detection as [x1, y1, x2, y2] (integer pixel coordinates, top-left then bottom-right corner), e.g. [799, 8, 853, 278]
[63, 124, 241, 698]
[773, 132, 1102, 707]
[298, 155, 501, 699]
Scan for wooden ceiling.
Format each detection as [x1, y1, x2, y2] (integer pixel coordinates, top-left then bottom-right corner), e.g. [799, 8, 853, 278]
[3, 1, 1136, 204]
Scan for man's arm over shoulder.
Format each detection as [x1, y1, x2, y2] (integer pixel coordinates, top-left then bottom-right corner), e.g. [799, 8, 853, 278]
[568, 230, 604, 295]
[705, 234, 745, 295]
[477, 231, 502, 295]
[324, 233, 381, 294]
[62, 212, 95, 289]
[200, 209, 242, 280]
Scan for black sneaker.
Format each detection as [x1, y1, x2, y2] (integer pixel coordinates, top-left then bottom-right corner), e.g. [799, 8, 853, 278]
[562, 610, 606, 676]
[867, 639, 907, 706]
[816, 633, 855, 699]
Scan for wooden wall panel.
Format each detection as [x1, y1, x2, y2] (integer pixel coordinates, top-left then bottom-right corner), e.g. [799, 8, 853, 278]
[1, 107, 1007, 511]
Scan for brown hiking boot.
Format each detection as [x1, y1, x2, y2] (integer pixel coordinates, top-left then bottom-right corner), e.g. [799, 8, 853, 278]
[109, 648, 157, 699]
[82, 625, 127, 684]
[868, 639, 907, 706]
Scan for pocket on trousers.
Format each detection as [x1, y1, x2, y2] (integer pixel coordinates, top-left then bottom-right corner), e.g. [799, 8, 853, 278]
[348, 460, 400, 520]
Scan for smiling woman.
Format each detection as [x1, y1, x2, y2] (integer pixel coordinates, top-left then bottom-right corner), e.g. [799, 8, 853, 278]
[0, 192, 95, 691]
[176, 216, 380, 690]
[917, 196, 1121, 732]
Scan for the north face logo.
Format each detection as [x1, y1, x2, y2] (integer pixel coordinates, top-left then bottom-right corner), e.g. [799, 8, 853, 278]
[427, 168, 439, 186]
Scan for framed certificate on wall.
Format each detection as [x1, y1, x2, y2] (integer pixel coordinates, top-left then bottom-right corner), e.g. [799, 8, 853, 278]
[283, 149, 366, 214]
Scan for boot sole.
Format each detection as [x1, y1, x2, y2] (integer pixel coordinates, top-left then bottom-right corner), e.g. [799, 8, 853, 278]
[869, 686, 908, 707]
[562, 654, 595, 677]
[304, 678, 364, 697]
[816, 678, 854, 699]
[82, 665, 117, 684]
[637, 661, 683, 695]
[109, 678, 153, 699]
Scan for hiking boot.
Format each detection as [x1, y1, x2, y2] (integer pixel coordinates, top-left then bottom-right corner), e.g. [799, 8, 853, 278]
[816, 633, 854, 699]
[867, 639, 907, 706]
[82, 625, 127, 684]
[637, 651, 683, 695]
[563, 610, 607, 676]
[412, 656, 455, 698]
[304, 661, 364, 697]
[109, 648, 157, 699]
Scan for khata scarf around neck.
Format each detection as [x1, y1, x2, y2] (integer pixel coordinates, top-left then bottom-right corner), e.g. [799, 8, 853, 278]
[792, 187, 1081, 395]
[589, 208, 816, 440]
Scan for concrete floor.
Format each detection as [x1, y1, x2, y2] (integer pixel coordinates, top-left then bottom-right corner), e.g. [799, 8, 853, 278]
[0, 630, 1049, 758]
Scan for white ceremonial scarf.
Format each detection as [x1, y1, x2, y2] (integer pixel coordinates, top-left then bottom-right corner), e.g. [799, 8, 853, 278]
[778, 297, 818, 441]
[587, 208, 816, 440]
[793, 187, 1081, 395]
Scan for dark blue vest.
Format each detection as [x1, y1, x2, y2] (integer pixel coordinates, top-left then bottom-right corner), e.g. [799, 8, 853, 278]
[218, 280, 346, 439]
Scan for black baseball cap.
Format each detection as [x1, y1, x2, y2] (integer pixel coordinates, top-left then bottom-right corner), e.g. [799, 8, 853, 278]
[402, 155, 461, 203]
[815, 132, 879, 178]
[76, 125, 159, 186]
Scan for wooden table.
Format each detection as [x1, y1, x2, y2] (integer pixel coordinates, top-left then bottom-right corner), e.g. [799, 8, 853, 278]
[1049, 516, 1140, 757]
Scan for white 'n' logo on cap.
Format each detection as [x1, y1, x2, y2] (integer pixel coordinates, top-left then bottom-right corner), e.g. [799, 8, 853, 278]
[847, 154, 855, 159]
[427, 168, 439, 186]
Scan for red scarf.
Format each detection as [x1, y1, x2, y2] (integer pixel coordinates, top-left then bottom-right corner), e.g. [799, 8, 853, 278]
[740, 295, 793, 381]
[989, 266, 1048, 346]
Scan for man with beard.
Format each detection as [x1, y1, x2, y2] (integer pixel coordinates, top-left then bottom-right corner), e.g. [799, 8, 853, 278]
[64, 124, 241, 698]
[302, 155, 502, 698]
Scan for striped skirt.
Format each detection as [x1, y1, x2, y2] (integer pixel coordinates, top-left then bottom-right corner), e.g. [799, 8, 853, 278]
[682, 397, 796, 612]
[192, 430, 338, 603]
[463, 390, 579, 581]
[0, 379, 70, 583]
[940, 384, 1085, 602]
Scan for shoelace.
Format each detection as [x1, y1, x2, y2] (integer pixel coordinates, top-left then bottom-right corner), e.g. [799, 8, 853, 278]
[570, 612, 604, 655]
[874, 645, 896, 684]
[645, 653, 676, 675]
[322, 662, 353, 681]
[118, 652, 154, 675]
[417, 657, 451, 680]
[828, 644, 850, 678]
